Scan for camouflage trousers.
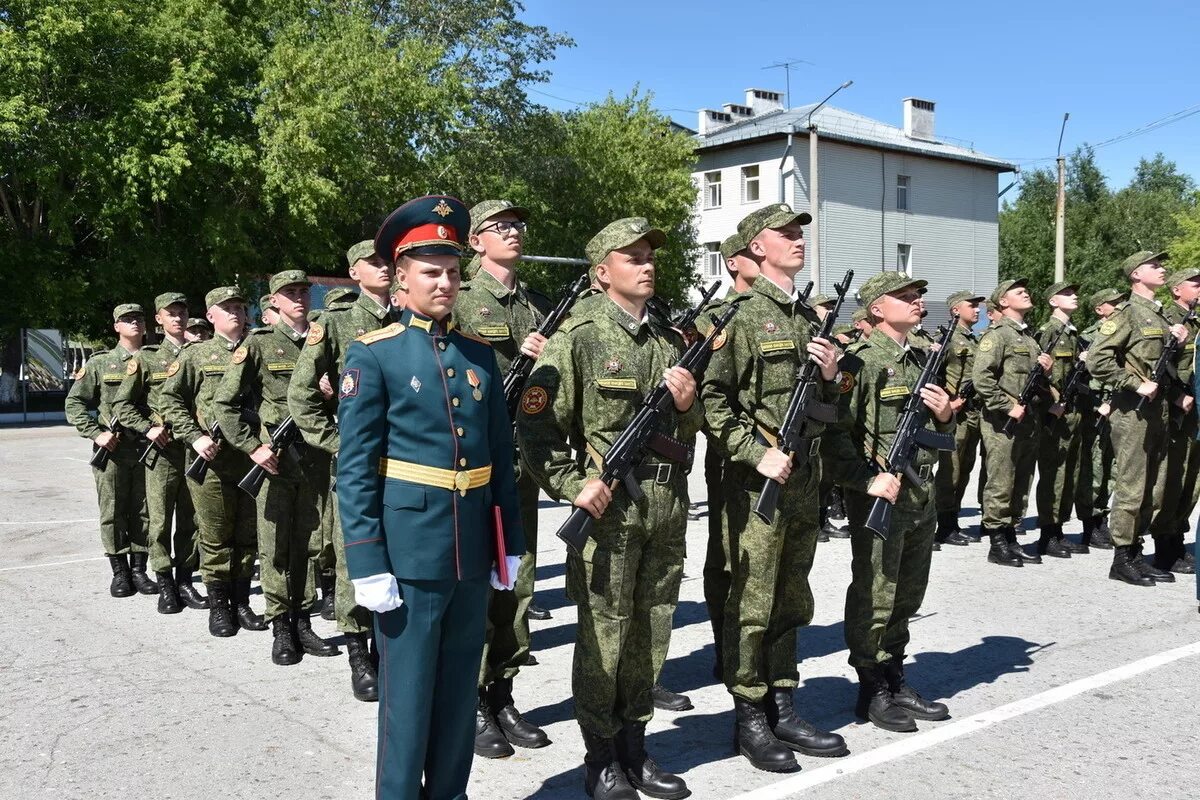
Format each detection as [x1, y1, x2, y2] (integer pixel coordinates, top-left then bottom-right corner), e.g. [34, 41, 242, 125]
[145, 439, 198, 573]
[1149, 408, 1200, 559]
[1072, 400, 1108, 521]
[92, 441, 148, 555]
[1107, 392, 1169, 548]
[330, 486, 373, 635]
[255, 445, 321, 621]
[306, 448, 335, 577]
[1035, 409, 1081, 526]
[479, 471, 540, 687]
[701, 443, 730, 658]
[721, 461, 819, 703]
[979, 410, 1038, 530]
[566, 473, 687, 737]
[190, 452, 257, 584]
[843, 483, 935, 668]
[935, 407, 980, 517]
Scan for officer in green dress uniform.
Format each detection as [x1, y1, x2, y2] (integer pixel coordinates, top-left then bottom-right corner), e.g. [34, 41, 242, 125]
[337, 195, 524, 800]
[65, 304, 154, 597]
[112, 292, 208, 612]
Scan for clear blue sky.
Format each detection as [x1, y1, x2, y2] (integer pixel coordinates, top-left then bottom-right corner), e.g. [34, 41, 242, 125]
[522, 0, 1200, 191]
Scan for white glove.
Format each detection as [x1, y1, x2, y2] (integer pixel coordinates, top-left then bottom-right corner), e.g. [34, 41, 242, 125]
[489, 556, 522, 591]
[351, 573, 403, 613]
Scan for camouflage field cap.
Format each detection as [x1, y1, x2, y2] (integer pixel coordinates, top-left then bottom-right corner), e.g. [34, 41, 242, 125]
[851, 307, 870, 323]
[154, 292, 188, 312]
[259, 294, 275, 313]
[346, 239, 376, 268]
[719, 231, 747, 260]
[1043, 280, 1080, 301]
[205, 286, 247, 308]
[585, 217, 666, 266]
[1088, 288, 1126, 308]
[736, 203, 812, 243]
[325, 287, 357, 307]
[186, 317, 212, 330]
[985, 299, 998, 313]
[1120, 249, 1168, 277]
[469, 199, 529, 234]
[832, 322, 855, 337]
[989, 277, 1028, 306]
[858, 272, 928, 309]
[269, 269, 309, 294]
[112, 303, 145, 321]
[1166, 266, 1200, 289]
[808, 293, 835, 307]
[945, 289, 985, 311]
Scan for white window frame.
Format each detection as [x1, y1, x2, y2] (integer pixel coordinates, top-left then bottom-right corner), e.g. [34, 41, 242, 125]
[704, 171, 723, 209]
[896, 244, 913, 275]
[897, 175, 911, 211]
[704, 242, 723, 279]
[741, 165, 760, 204]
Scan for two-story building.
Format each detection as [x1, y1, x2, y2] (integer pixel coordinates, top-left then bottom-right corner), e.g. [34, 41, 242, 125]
[692, 89, 1016, 327]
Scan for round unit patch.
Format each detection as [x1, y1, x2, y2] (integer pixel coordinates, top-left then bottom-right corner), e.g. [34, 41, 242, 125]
[1098, 319, 1119, 336]
[710, 329, 728, 351]
[520, 386, 549, 415]
[837, 371, 855, 393]
[166, 361, 180, 378]
[231, 346, 248, 365]
[307, 323, 325, 346]
[126, 360, 139, 375]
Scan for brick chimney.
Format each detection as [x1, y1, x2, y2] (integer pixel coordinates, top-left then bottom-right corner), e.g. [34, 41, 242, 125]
[903, 98, 935, 140]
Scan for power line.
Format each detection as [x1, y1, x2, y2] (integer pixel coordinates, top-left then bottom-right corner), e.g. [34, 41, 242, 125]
[1003, 101, 1200, 167]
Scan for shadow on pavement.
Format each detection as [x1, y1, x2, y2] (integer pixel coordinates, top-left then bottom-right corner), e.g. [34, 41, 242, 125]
[906, 634, 1051, 701]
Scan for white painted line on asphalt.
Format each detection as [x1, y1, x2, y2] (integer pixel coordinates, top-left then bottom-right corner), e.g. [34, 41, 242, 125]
[0, 518, 98, 525]
[0, 555, 106, 572]
[729, 639, 1200, 800]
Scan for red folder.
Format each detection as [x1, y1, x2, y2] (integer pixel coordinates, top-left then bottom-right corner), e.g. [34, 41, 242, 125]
[493, 506, 509, 586]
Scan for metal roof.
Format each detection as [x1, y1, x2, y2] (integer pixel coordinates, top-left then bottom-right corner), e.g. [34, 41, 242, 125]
[695, 104, 1016, 172]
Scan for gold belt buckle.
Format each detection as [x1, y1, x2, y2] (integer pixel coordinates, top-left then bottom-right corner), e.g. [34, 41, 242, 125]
[454, 470, 471, 496]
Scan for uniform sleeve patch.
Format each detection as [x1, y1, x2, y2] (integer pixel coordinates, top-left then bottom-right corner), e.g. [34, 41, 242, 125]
[231, 346, 248, 365]
[520, 385, 548, 415]
[837, 371, 855, 393]
[339, 368, 360, 399]
[73, 367, 85, 380]
[978, 337, 994, 352]
[710, 329, 728, 351]
[307, 323, 325, 346]
[1098, 320, 1119, 336]
[166, 361, 180, 378]
[126, 360, 138, 375]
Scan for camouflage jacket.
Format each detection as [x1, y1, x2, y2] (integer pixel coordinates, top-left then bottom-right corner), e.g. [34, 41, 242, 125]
[1088, 292, 1181, 397]
[971, 316, 1045, 414]
[942, 324, 978, 396]
[287, 292, 395, 455]
[1164, 301, 1199, 399]
[112, 339, 187, 433]
[65, 344, 139, 439]
[516, 294, 703, 503]
[159, 333, 244, 446]
[452, 268, 551, 375]
[1034, 316, 1081, 400]
[213, 322, 307, 454]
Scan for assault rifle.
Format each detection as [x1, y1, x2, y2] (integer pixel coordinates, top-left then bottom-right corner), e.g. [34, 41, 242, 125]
[672, 281, 721, 335]
[89, 417, 125, 471]
[504, 273, 590, 420]
[185, 421, 223, 484]
[752, 269, 854, 524]
[798, 280, 814, 304]
[864, 318, 959, 539]
[239, 417, 300, 498]
[1138, 300, 1198, 412]
[555, 303, 739, 555]
[1002, 327, 1065, 436]
[137, 423, 170, 471]
[1059, 338, 1091, 413]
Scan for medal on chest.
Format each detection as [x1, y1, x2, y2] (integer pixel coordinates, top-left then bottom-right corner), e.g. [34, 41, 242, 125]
[466, 368, 482, 401]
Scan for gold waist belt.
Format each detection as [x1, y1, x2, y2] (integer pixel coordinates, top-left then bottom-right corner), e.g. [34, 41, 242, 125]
[378, 458, 492, 496]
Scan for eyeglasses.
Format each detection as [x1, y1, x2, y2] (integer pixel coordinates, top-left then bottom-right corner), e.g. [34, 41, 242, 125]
[479, 220, 527, 236]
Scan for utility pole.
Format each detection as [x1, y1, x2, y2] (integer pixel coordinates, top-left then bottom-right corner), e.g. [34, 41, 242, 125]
[806, 80, 853, 290]
[1055, 113, 1070, 283]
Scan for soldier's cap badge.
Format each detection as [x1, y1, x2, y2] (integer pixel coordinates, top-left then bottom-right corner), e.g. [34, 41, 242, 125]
[433, 199, 453, 218]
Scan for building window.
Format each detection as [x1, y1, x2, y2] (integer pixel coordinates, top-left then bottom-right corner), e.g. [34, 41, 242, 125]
[897, 175, 910, 211]
[896, 244, 912, 275]
[741, 165, 760, 204]
[704, 242, 723, 278]
[704, 171, 722, 209]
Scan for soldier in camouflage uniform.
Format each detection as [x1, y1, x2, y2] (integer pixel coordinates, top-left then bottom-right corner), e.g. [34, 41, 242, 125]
[1087, 251, 1186, 586]
[824, 272, 954, 733]
[1033, 282, 1090, 559]
[185, 317, 213, 342]
[112, 292, 207, 613]
[934, 290, 985, 546]
[972, 278, 1053, 567]
[259, 294, 279, 328]
[700, 204, 847, 772]
[1147, 266, 1200, 574]
[851, 306, 874, 340]
[518, 218, 700, 800]
[1075, 288, 1124, 550]
[454, 199, 553, 758]
[287, 241, 396, 701]
[160, 287, 268, 636]
[65, 304, 155, 597]
[213, 270, 338, 665]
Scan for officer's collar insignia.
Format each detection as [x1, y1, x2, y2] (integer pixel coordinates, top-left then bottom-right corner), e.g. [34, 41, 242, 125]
[605, 357, 622, 373]
[340, 369, 359, 399]
[410, 376, 422, 393]
[764, 321, 778, 334]
[433, 200, 453, 218]
[407, 314, 433, 332]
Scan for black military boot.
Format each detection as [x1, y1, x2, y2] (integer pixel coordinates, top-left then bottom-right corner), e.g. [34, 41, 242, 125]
[318, 572, 336, 621]
[128, 552, 160, 594]
[1090, 515, 1114, 549]
[294, 613, 339, 656]
[475, 689, 515, 759]
[488, 677, 550, 748]
[733, 697, 798, 772]
[615, 721, 689, 799]
[1063, 524, 1089, 554]
[107, 554, 135, 597]
[175, 566, 209, 609]
[527, 601, 552, 621]
[1037, 524, 1071, 558]
[986, 527, 1022, 567]
[345, 633, 378, 702]
[155, 571, 182, 614]
[765, 687, 847, 757]
[232, 579, 267, 630]
[1007, 527, 1041, 564]
[1131, 541, 1174, 583]
[206, 581, 237, 637]
[581, 728, 638, 800]
[1153, 536, 1194, 574]
[651, 684, 693, 712]
[884, 658, 949, 720]
[1108, 546, 1154, 586]
[855, 665, 917, 732]
[936, 514, 970, 546]
[271, 613, 302, 666]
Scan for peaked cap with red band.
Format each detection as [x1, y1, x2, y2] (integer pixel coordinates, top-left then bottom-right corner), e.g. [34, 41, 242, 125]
[374, 195, 470, 265]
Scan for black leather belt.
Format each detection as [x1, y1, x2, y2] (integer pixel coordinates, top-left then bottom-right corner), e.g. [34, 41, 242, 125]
[631, 463, 678, 484]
